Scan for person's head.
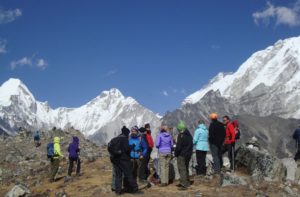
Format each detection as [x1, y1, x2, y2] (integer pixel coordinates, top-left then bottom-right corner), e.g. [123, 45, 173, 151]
[198, 119, 205, 125]
[139, 127, 146, 133]
[160, 125, 168, 132]
[177, 121, 186, 133]
[54, 137, 60, 144]
[223, 116, 230, 124]
[210, 113, 218, 121]
[52, 127, 57, 131]
[145, 123, 150, 130]
[73, 136, 79, 144]
[121, 126, 130, 137]
[131, 126, 139, 136]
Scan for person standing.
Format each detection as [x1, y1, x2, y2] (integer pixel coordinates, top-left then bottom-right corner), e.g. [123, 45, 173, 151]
[222, 116, 236, 171]
[156, 125, 173, 187]
[129, 126, 148, 183]
[208, 113, 225, 175]
[67, 136, 81, 177]
[293, 124, 300, 183]
[193, 120, 209, 176]
[109, 126, 139, 195]
[175, 121, 193, 190]
[50, 137, 63, 182]
[144, 123, 154, 177]
[34, 131, 41, 147]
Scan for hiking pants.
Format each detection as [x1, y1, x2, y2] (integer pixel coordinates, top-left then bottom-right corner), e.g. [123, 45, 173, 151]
[222, 143, 235, 170]
[159, 153, 172, 184]
[131, 159, 142, 180]
[196, 150, 207, 175]
[210, 144, 222, 174]
[139, 157, 148, 181]
[177, 156, 191, 187]
[145, 148, 152, 177]
[114, 159, 138, 194]
[50, 158, 60, 181]
[68, 157, 81, 176]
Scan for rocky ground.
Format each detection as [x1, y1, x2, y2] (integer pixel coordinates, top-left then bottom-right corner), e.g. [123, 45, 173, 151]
[0, 131, 300, 197]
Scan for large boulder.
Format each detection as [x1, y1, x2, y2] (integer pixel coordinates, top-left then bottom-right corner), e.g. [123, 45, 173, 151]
[5, 184, 31, 197]
[236, 145, 286, 181]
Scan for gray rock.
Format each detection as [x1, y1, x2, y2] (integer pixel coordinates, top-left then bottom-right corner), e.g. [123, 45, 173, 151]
[236, 145, 286, 181]
[283, 186, 295, 196]
[5, 184, 31, 197]
[221, 173, 248, 187]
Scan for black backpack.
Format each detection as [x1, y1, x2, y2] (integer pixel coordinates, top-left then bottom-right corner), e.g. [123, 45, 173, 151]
[108, 136, 123, 156]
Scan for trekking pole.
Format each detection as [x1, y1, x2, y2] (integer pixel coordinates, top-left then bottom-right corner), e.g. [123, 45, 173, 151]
[232, 145, 235, 173]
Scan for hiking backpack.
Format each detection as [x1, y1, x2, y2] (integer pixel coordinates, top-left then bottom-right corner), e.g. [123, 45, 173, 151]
[108, 136, 122, 156]
[232, 119, 241, 140]
[47, 142, 54, 158]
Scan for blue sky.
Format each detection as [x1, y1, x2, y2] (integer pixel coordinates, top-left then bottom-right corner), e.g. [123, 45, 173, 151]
[1, 0, 300, 115]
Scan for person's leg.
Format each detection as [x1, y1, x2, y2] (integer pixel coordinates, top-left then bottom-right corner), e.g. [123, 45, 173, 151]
[131, 159, 138, 180]
[160, 154, 168, 184]
[185, 156, 191, 185]
[199, 151, 207, 175]
[68, 158, 74, 176]
[51, 159, 59, 181]
[218, 145, 223, 170]
[210, 145, 220, 174]
[121, 159, 138, 193]
[76, 157, 81, 175]
[196, 150, 201, 175]
[145, 148, 152, 177]
[139, 157, 147, 181]
[165, 154, 171, 184]
[114, 163, 123, 194]
[177, 156, 189, 187]
[111, 165, 116, 192]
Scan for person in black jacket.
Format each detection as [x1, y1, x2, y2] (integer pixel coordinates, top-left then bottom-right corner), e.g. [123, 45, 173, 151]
[208, 113, 225, 175]
[293, 124, 300, 183]
[175, 121, 193, 190]
[111, 126, 139, 195]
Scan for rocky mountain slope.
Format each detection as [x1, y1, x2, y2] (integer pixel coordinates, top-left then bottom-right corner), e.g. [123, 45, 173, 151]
[0, 78, 161, 143]
[183, 36, 300, 119]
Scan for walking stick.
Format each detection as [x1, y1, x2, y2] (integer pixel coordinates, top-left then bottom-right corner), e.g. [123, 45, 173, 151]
[232, 144, 235, 173]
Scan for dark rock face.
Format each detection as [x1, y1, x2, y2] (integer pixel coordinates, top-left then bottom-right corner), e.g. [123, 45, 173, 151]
[236, 145, 286, 181]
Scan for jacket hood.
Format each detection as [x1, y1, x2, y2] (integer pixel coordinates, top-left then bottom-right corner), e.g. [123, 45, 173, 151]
[198, 124, 207, 130]
[72, 136, 79, 144]
[54, 137, 60, 144]
[183, 129, 191, 136]
[161, 132, 171, 137]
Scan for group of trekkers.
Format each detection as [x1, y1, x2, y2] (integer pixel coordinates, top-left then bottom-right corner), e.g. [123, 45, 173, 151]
[108, 113, 241, 195]
[46, 127, 81, 183]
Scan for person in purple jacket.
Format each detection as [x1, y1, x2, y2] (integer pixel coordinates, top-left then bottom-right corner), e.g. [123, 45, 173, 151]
[156, 125, 174, 187]
[67, 136, 81, 176]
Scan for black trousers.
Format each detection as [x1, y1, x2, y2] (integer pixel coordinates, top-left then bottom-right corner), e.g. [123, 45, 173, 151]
[68, 157, 81, 176]
[139, 148, 152, 180]
[114, 159, 138, 194]
[195, 150, 207, 175]
[222, 143, 235, 170]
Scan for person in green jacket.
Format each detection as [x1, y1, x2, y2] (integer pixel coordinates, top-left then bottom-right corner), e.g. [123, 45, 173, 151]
[50, 137, 63, 182]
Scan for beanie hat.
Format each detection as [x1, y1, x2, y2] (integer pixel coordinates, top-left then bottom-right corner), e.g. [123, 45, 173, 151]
[177, 121, 185, 132]
[145, 123, 150, 129]
[210, 113, 218, 120]
[121, 126, 130, 137]
[131, 126, 139, 132]
[139, 127, 146, 133]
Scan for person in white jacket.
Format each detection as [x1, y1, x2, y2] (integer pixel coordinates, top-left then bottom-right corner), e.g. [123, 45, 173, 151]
[193, 120, 209, 176]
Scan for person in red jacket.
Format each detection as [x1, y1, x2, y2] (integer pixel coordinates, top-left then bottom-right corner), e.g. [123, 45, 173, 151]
[145, 123, 154, 177]
[222, 116, 236, 171]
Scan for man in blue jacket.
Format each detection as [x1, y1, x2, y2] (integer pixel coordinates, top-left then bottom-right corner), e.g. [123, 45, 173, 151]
[129, 126, 148, 183]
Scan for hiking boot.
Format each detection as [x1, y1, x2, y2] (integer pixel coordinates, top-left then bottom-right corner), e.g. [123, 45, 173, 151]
[131, 190, 144, 195]
[177, 185, 188, 191]
[159, 183, 168, 187]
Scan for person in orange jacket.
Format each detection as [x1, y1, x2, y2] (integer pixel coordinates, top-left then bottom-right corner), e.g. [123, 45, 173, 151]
[222, 116, 236, 171]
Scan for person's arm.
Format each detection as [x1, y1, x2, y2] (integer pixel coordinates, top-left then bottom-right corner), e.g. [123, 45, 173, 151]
[208, 125, 214, 143]
[141, 138, 148, 157]
[193, 129, 199, 145]
[155, 135, 161, 149]
[175, 135, 182, 157]
[229, 124, 236, 143]
[293, 130, 297, 140]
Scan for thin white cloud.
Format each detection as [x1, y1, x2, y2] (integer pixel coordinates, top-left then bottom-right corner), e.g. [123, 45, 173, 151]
[10, 56, 48, 70]
[253, 1, 300, 27]
[0, 39, 7, 54]
[211, 45, 221, 50]
[0, 8, 22, 24]
[36, 58, 48, 70]
[181, 89, 187, 95]
[162, 90, 169, 97]
[105, 69, 118, 77]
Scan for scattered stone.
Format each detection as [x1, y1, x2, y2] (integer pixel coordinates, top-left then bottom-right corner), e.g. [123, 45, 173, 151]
[283, 186, 295, 196]
[5, 184, 31, 197]
[221, 173, 248, 187]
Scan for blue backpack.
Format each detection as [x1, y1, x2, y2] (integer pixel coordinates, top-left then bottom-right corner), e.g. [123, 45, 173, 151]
[47, 142, 54, 158]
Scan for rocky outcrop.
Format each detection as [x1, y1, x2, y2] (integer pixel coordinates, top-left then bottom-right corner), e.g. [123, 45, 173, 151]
[236, 145, 286, 181]
[5, 183, 31, 197]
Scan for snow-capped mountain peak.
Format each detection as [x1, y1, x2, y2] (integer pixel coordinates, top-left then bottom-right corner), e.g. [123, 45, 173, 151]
[183, 35, 300, 119]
